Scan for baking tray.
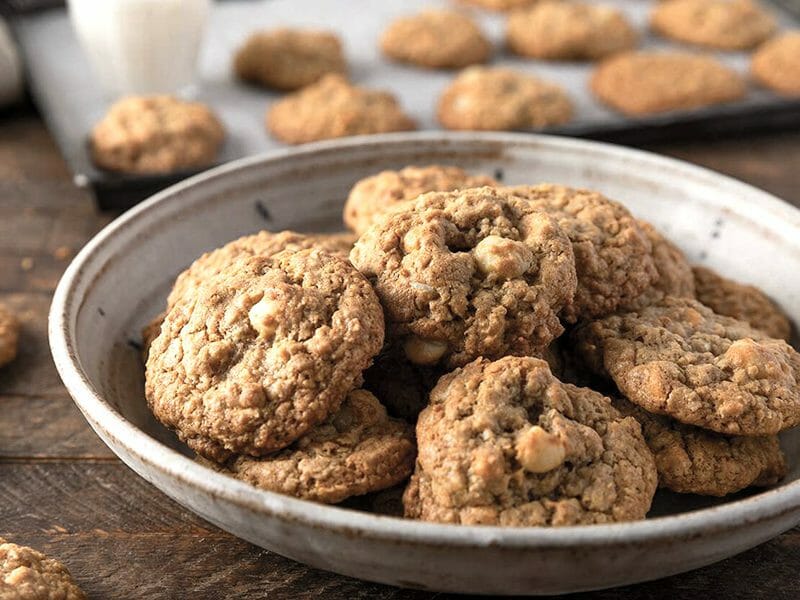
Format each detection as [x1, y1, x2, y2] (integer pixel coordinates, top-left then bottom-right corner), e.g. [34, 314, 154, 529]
[11, 0, 800, 210]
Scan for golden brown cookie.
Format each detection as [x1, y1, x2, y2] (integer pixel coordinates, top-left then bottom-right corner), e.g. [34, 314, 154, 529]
[404, 357, 657, 525]
[90, 95, 225, 174]
[573, 296, 800, 436]
[0, 304, 19, 368]
[234, 28, 346, 91]
[437, 66, 573, 131]
[693, 265, 791, 341]
[508, 184, 658, 321]
[266, 74, 416, 144]
[651, 0, 775, 50]
[458, 0, 546, 10]
[615, 397, 786, 496]
[146, 249, 385, 461]
[0, 538, 85, 600]
[350, 187, 577, 368]
[590, 51, 746, 116]
[620, 221, 696, 311]
[206, 389, 415, 503]
[751, 31, 800, 96]
[380, 9, 492, 69]
[507, 1, 638, 61]
[344, 165, 497, 235]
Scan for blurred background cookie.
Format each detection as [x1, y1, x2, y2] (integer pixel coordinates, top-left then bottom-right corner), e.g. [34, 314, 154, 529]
[751, 31, 800, 96]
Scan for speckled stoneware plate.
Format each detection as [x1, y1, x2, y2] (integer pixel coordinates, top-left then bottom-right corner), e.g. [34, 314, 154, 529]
[49, 132, 800, 595]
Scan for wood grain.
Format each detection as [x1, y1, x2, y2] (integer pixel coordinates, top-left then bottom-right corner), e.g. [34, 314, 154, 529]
[1, 109, 799, 598]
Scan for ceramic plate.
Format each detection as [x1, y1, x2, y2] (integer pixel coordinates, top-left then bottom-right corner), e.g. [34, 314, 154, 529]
[49, 132, 800, 595]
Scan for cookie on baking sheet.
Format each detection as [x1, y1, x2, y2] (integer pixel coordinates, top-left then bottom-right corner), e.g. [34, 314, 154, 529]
[350, 187, 577, 368]
[380, 9, 492, 69]
[458, 0, 544, 11]
[573, 296, 800, 436]
[620, 221, 696, 311]
[614, 397, 786, 496]
[234, 28, 346, 91]
[590, 51, 746, 116]
[90, 95, 225, 174]
[0, 304, 19, 368]
[266, 74, 416, 144]
[146, 249, 384, 462]
[403, 356, 657, 525]
[693, 265, 792, 341]
[344, 165, 497, 235]
[207, 389, 415, 504]
[140, 231, 355, 360]
[437, 66, 573, 131]
[508, 184, 658, 321]
[0, 538, 85, 600]
[507, 1, 638, 61]
[752, 31, 800, 96]
[651, 0, 775, 51]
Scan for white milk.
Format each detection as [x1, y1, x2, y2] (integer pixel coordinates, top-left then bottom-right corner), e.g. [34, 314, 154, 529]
[68, 0, 211, 97]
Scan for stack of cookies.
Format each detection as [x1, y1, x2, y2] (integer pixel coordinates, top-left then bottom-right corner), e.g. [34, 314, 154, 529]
[142, 165, 798, 526]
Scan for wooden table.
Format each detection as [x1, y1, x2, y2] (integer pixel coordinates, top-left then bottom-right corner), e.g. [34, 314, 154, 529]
[1, 108, 799, 599]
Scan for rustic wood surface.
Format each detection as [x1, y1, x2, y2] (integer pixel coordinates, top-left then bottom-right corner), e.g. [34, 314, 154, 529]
[1, 107, 799, 599]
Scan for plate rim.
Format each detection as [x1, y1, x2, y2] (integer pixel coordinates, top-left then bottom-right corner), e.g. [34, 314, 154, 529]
[49, 130, 800, 549]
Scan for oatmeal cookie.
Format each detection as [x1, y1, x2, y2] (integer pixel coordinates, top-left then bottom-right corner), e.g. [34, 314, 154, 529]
[651, 0, 775, 50]
[344, 165, 497, 235]
[437, 66, 573, 131]
[234, 28, 346, 91]
[403, 356, 657, 525]
[90, 95, 225, 174]
[693, 266, 791, 341]
[350, 187, 577, 368]
[141, 231, 355, 360]
[381, 9, 491, 69]
[621, 221, 696, 311]
[751, 31, 800, 97]
[507, 2, 638, 61]
[0, 304, 19, 368]
[590, 51, 746, 116]
[146, 249, 384, 461]
[0, 538, 85, 600]
[573, 296, 800, 436]
[266, 74, 416, 144]
[207, 389, 415, 503]
[614, 397, 786, 496]
[508, 184, 658, 321]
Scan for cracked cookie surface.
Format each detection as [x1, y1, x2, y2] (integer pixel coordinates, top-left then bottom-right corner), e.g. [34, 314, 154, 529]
[267, 74, 416, 144]
[507, 1, 638, 60]
[508, 184, 658, 321]
[403, 356, 657, 525]
[614, 397, 786, 496]
[206, 389, 415, 503]
[0, 305, 19, 368]
[693, 266, 792, 341]
[651, 0, 775, 50]
[0, 538, 85, 600]
[573, 296, 800, 436]
[146, 249, 384, 461]
[344, 165, 497, 235]
[381, 9, 491, 69]
[591, 51, 745, 116]
[437, 66, 573, 131]
[234, 28, 346, 91]
[350, 187, 577, 368]
[90, 95, 224, 174]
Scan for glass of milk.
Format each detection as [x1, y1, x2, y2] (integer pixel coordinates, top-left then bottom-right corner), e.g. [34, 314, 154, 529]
[67, 0, 211, 97]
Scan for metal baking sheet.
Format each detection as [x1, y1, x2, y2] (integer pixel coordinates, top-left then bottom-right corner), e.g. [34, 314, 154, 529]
[12, 0, 800, 209]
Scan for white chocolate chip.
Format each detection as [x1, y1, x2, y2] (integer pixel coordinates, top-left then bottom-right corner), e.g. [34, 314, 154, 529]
[473, 235, 532, 280]
[515, 425, 566, 473]
[403, 336, 448, 365]
[248, 296, 282, 339]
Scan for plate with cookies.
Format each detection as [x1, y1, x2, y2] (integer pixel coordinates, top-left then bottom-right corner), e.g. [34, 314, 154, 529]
[49, 131, 800, 594]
